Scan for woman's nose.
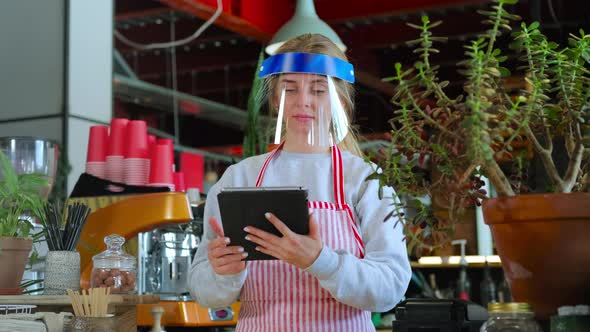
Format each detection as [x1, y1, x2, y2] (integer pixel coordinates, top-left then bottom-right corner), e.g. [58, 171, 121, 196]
[294, 90, 311, 108]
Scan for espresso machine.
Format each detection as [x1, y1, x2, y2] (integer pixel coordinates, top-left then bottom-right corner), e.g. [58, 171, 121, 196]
[135, 199, 239, 328]
[137, 223, 200, 298]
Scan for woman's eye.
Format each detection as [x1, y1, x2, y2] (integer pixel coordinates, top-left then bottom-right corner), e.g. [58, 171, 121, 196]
[285, 89, 296, 93]
[312, 90, 326, 95]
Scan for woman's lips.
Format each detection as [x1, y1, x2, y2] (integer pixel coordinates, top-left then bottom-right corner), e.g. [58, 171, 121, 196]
[292, 114, 314, 122]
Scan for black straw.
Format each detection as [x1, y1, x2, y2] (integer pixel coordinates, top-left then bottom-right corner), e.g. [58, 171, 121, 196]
[41, 202, 91, 251]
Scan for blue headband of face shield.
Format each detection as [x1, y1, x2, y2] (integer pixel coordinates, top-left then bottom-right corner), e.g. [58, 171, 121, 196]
[258, 52, 355, 83]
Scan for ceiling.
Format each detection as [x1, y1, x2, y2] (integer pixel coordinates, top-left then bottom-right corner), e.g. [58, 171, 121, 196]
[113, 0, 588, 155]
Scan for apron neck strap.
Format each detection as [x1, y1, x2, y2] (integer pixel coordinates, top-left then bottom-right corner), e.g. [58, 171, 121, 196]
[255, 142, 285, 187]
[331, 145, 346, 206]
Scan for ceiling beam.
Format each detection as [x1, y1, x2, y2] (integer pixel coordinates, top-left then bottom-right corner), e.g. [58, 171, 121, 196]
[158, 0, 271, 42]
[128, 43, 261, 77]
[116, 0, 169, 20]
[318, 0, 492, 23]
[116, 7, 170, 22]
[338, 11, 487, 50]
[115, 15, 240, 53]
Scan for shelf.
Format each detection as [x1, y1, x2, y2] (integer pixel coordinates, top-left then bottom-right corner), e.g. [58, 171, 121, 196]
[411, 261, 503, 268]
[0, 294, 159, 306]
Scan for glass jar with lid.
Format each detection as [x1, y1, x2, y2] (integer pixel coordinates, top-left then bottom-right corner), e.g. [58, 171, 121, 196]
[91, 234, 137, 294]
[480, 302, 542, 332]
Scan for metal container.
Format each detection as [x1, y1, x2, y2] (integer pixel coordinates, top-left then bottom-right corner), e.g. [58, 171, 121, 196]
[138, 217, 202, 297]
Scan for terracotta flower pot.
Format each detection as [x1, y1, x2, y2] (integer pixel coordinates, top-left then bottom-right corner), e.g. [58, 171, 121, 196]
[483, 192, 590, 320]
[0, 236, 33, 293]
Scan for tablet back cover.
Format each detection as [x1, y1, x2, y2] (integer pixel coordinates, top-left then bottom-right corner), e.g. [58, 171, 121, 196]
[217, 187, 309, 260]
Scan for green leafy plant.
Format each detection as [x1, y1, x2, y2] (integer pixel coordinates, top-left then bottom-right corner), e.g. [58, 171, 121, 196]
[0, 150, 47, 238]
[243, 50, 271, 158]
[369, 0, 590, 252]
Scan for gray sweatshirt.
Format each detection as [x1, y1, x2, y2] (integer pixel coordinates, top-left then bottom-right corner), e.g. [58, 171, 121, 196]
[188, 149, 411, 312]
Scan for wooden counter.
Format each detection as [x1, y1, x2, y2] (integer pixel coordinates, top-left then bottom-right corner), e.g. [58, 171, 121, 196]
[0, 294, 159, 331]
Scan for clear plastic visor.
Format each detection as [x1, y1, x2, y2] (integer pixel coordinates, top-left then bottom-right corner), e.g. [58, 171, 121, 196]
[269, 73, 350, 149]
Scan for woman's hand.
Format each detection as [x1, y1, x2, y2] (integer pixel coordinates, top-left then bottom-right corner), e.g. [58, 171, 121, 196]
[244, 213, 322, 269]
[207, 217, 247, 275]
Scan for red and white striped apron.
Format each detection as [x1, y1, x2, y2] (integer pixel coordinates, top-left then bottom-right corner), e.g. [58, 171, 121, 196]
[236, 143, 374, 332]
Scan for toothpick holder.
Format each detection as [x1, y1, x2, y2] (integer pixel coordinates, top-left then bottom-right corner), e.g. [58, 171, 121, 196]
[44, 251, 81, 295]
[66, 316, 115, 332]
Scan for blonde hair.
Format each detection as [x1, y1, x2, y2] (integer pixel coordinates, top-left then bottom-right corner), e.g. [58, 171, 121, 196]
[260, 34, 363, 156]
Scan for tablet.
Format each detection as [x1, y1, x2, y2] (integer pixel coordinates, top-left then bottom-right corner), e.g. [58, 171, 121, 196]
[217, 187, 309, 260]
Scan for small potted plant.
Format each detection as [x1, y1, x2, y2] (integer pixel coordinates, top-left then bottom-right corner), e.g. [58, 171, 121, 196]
[0, 150, 47, 294]
[370, 0, 589, 319]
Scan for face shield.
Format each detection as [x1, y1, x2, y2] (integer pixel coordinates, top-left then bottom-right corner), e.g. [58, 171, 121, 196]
[258, 52, 355, 149]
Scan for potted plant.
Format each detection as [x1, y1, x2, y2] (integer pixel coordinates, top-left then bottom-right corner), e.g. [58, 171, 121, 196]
[0, 150, 47, 294]
[369, 0, 590, 319]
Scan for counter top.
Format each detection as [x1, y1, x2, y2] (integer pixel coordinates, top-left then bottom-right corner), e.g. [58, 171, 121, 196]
[0, 294, 159, 306]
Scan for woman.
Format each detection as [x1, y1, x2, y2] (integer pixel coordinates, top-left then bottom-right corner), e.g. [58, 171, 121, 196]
[188, 34, 411, 331]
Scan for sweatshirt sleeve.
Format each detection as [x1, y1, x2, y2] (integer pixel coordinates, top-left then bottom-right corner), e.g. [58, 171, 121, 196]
[304, 165, 411, 312]
[187, 165, 248, 309]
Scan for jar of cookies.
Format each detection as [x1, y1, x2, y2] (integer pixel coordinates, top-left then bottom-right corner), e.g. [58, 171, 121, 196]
[91, 234, 137, 294]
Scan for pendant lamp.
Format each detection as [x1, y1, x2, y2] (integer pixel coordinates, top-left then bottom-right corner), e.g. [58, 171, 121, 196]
[265, 0, 346, 55]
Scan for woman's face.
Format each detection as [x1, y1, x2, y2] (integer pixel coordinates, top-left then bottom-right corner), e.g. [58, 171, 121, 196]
[275, 73, 333, 141]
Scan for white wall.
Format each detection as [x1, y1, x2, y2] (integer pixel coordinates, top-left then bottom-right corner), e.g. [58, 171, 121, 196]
[67, 0, 113, 193]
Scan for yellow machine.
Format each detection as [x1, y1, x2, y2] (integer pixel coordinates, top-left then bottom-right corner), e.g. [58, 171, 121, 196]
[74, 192, 240, 328]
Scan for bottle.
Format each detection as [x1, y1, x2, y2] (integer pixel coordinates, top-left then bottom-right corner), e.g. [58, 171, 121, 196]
[497, 275, 512, 303]
[480, 261, 497, 307]
[429, 273, 443, 299]
[452, 239, 471, 300]
[480, 302, 542, 332]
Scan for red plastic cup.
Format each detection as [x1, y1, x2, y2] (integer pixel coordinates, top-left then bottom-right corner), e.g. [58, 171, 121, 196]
[173, 172, 186, 192]
[124, 158, 149, 185]
[149, 144, 174, 185]
[106, 155, 125, 183]
[86, 125, 109, 162]
[107, 118, 129, 156]
[148, 135, 156, 147]
[85, 162, 106, 179]
[157, 138, 175, 171]
[125, 120, 148, 158]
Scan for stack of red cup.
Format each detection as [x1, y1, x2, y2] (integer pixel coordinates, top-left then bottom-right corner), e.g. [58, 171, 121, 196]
[148, 143, 175, 191]
[157, 139, 175, 172]
[147, 135, 157, 176]
[106, 119, 128, 183]
[85, 126, 109, 179]
[173, 172, 186, 192]
[124, 120, 150, 186]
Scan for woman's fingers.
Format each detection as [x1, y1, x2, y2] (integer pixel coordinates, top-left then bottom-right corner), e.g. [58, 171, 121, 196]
[208, 243, 248, 274]
[264, 212, 295, 237]
[243, 226, 280, 245]
[254, 246, 281, 260]
[244, 213, 323, 269]
[242, 213, 292, 246]
[244, 233, 273, 250]
[209, 245, 244, 259]
[207, 227, 248, 275]
[208, 216, 224, 237]
[208, 236, 230, 250]
[212, 252, 248, 267]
